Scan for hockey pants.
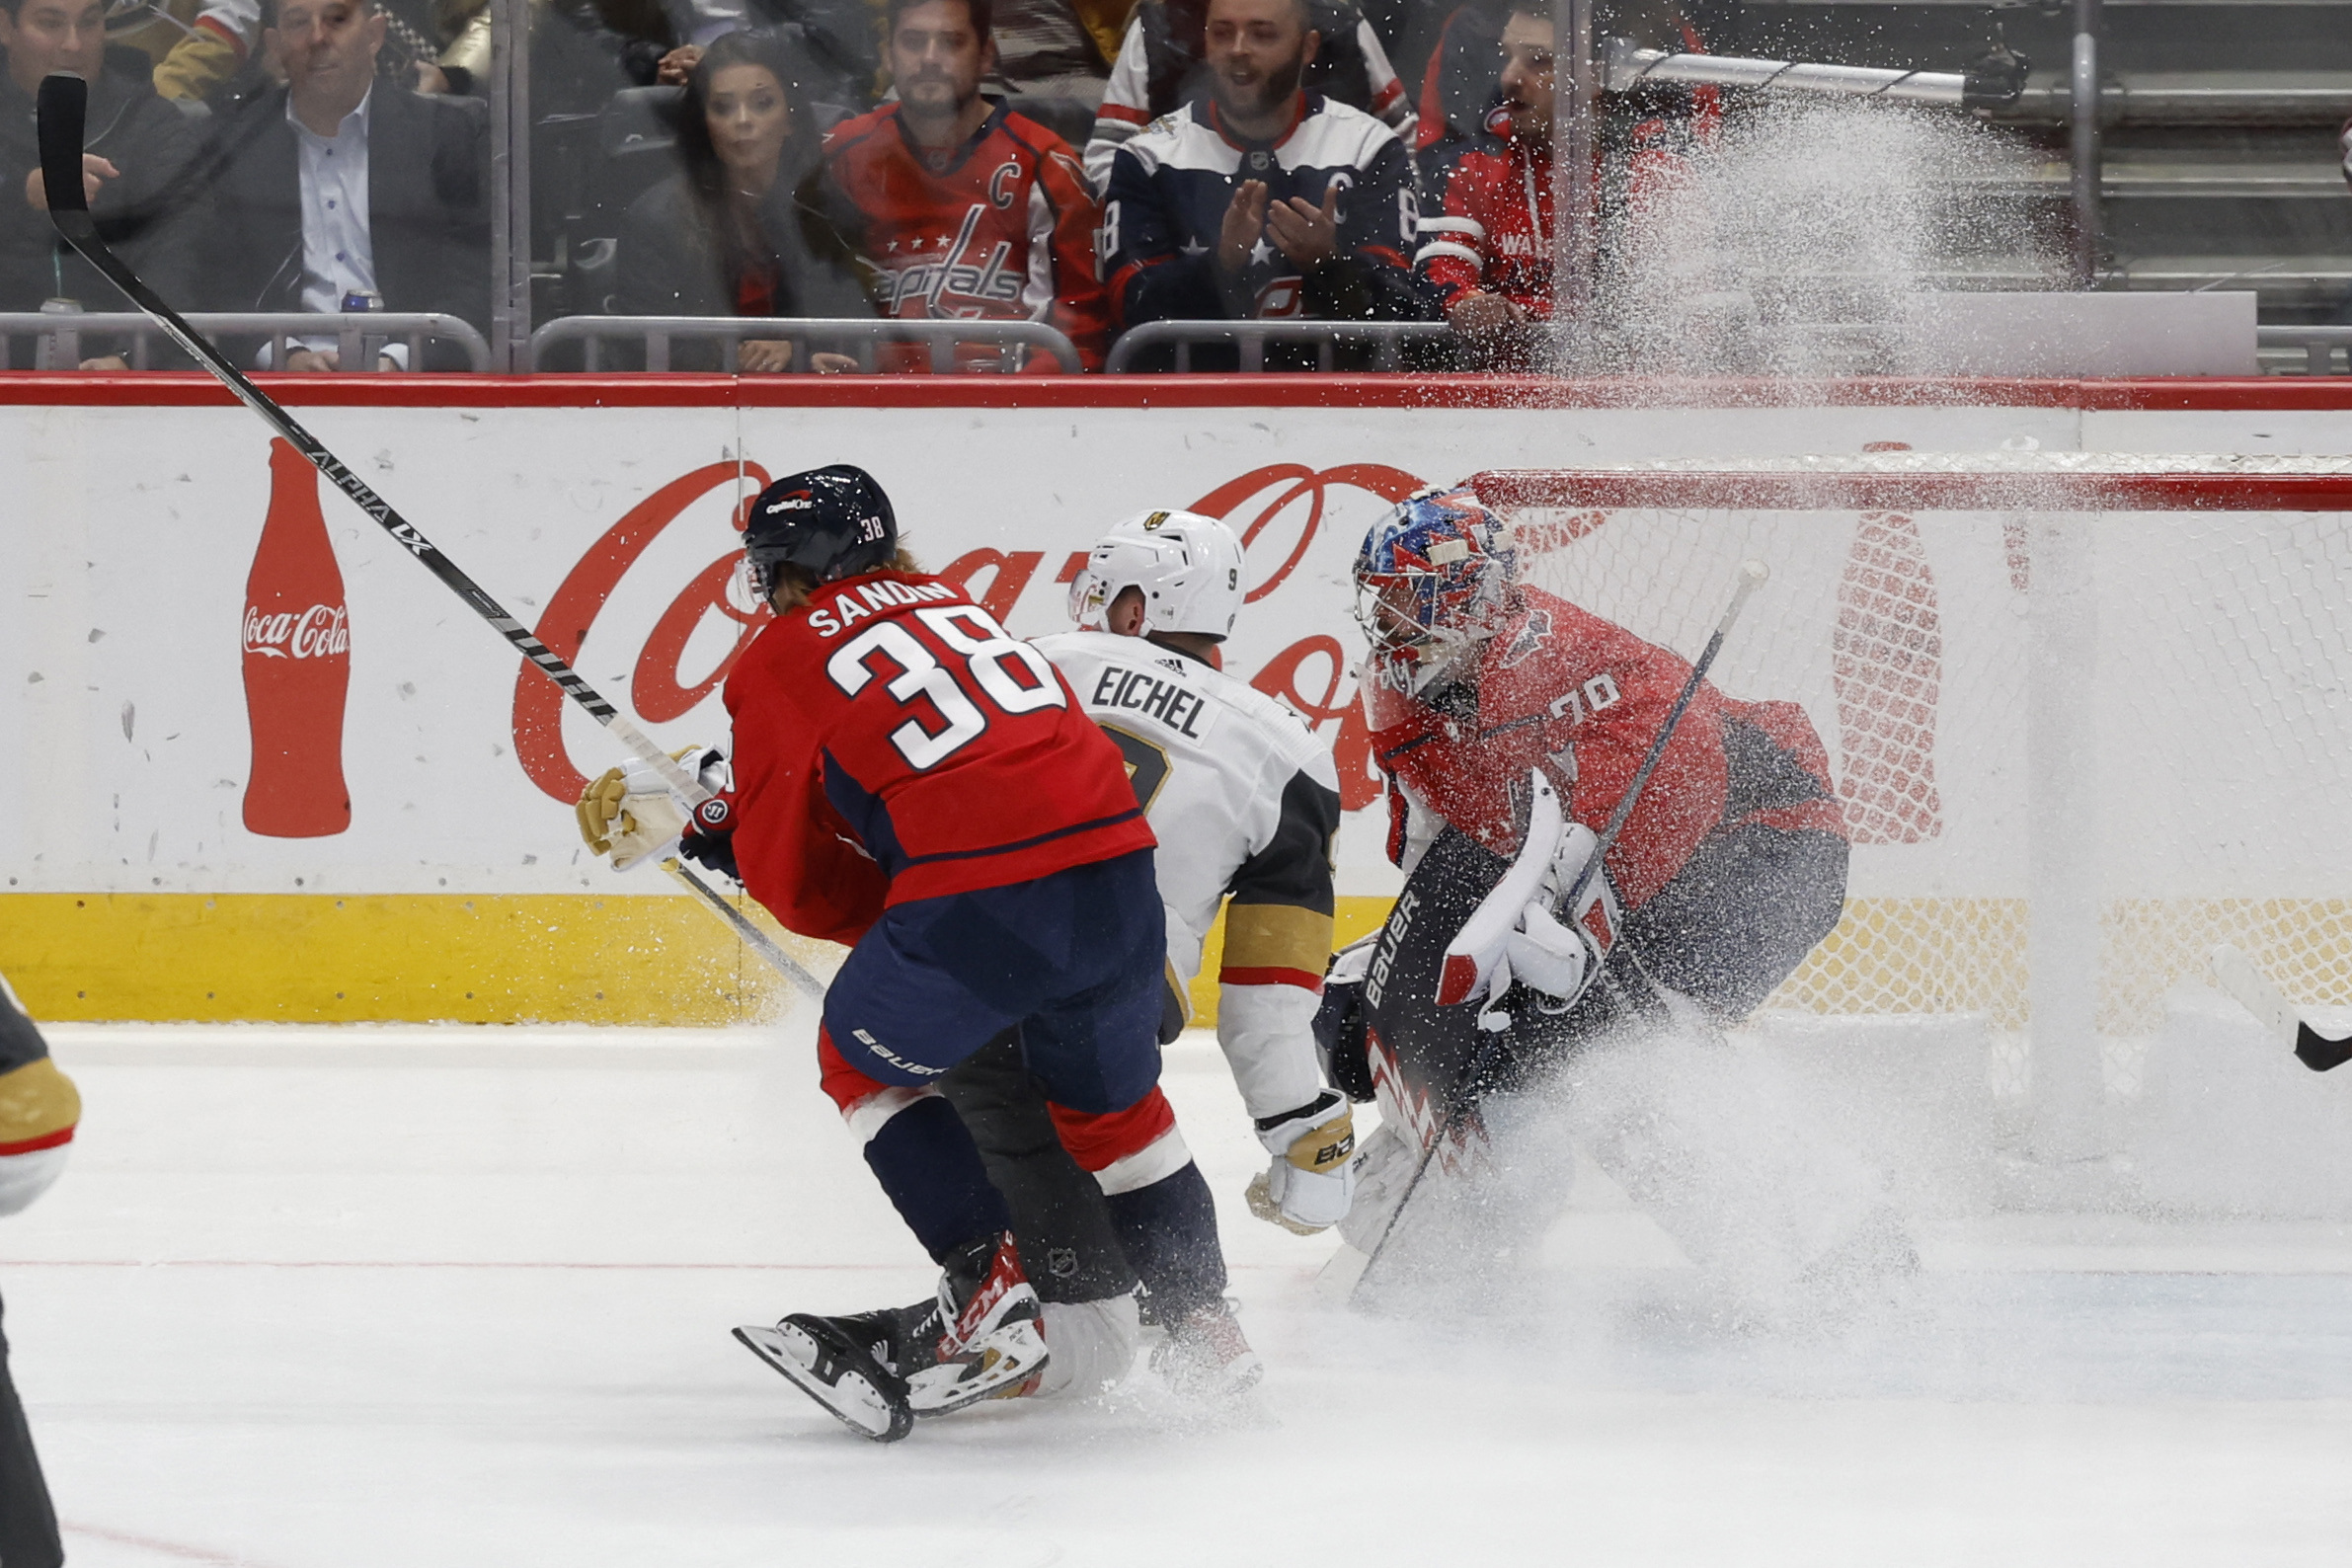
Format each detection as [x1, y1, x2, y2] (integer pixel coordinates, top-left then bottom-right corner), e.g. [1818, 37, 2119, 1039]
[0, 1294, 60, 1568]
[817, 850, 1227, 1319]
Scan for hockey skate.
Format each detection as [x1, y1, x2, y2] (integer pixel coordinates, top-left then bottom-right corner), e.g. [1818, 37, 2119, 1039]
[1150, 1297, 1263, 1399]
[734, 1307, 918, 1444]
[900, 1231, 1053, 1417]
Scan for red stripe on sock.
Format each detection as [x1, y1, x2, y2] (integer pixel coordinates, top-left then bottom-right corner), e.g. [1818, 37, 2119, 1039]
[1048, 1087, 1176, 1173]
[1218, 965, 1324, 993]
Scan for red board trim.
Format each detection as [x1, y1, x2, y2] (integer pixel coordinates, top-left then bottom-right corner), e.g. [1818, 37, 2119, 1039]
[1, 372, 2348, 412]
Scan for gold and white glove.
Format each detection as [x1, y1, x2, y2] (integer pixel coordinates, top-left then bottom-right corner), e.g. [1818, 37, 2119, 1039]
[575, 746, 722, 872]
[1245, 1089, 1359, 1235]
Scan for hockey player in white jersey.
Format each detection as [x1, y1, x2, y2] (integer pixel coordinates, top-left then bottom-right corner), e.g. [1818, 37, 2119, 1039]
[1040, 509, 1354, 1232]
[794, 509, 1354, 1404]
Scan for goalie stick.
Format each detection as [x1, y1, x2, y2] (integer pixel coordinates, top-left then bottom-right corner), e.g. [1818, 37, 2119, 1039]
[2209, 945, 2352, 1073]
[36, 71, 824, 1004]
[1353, 560, 1771, 1303]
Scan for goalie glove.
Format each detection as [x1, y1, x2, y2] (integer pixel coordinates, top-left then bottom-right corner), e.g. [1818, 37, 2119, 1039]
[1437, 768, 1619, 1011]
[1244, 1089, 1359, 1234]
[575, 746, 728, 872]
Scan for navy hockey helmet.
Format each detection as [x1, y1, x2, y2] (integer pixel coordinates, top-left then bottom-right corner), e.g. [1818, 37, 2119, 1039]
[743, 465, 899, 597]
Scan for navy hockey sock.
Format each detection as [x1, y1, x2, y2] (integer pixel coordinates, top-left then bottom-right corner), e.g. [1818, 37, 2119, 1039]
[1104, 1160, 1227, 1322]
[862, 1096, 1013, 1265]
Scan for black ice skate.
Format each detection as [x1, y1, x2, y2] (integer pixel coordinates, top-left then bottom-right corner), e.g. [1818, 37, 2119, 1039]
[733, 1310, 917, 1444]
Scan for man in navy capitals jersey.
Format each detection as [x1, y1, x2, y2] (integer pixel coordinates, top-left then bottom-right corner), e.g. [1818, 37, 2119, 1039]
[1099, 0, 1431, 341]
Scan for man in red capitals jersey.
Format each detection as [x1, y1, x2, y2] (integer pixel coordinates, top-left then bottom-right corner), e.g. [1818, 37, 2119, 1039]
[821, 0, 1113, 371]
[1313, 483, 1849, 1260]
[1413, 7, 1556, 365]
[581, 465, 1242, 1442]
[1412, 5, 1722, 366]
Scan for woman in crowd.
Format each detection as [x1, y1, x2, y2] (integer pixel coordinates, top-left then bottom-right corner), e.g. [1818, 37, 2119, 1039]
[616, 29, 872, 371]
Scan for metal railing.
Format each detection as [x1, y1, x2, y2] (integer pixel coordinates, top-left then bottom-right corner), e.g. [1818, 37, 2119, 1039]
[1104, 321, 1457, 373]
[2257, 324, 2352, 374]
[527, 316, 1083, 373]
[0, 311, 492, 372]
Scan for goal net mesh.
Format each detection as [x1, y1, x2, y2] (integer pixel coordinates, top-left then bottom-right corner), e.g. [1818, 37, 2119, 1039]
[1476, 455, 2352, 1039]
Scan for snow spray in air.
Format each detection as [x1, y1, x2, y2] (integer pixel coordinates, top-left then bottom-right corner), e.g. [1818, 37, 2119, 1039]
[241, 436, 353, 837]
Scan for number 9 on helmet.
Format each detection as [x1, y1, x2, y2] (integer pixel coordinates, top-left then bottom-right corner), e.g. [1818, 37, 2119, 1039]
[1066, 510, 1246, 640]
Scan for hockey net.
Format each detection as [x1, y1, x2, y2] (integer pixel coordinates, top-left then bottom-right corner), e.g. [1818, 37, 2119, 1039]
[1467, 453, 2352, 1046]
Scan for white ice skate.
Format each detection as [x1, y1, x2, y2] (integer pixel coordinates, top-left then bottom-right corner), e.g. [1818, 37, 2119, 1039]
[902, 1231, 1053, 1417]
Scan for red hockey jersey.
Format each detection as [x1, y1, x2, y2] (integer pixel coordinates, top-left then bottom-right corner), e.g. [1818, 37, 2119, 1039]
[821, 103, 1114, 372]
[1369, 586, 1844, 911]
[724, 570, 1155, 945]
[1415, 134, 1554, 318]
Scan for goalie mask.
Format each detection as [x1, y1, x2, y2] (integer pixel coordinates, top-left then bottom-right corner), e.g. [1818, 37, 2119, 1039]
[1353, 485, 1518, 692]
[742, 465, 898, 598]
[1067, 509, 1245, 639]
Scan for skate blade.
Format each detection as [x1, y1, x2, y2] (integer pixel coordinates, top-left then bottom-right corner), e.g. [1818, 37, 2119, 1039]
[905, 1323, 1051, 1418]
[733, 1323, 912, 1444]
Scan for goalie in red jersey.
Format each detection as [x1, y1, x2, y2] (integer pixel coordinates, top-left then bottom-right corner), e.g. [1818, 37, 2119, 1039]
[1313, 482, 1851, 1261]
[579, 466, 1245, 1442]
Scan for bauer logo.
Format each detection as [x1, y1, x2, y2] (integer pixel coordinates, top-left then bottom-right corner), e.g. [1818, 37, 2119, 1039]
[242, 603, 350, 660]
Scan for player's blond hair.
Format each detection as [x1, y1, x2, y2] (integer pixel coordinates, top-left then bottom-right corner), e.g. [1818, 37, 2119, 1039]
[766, 547, 924, 613]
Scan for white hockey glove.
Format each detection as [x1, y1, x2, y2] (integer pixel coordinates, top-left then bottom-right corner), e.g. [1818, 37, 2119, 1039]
[1244, 1089, 1359, 1235]
[1436, 768, 1619, 1011]
[576, 745, 728, 872]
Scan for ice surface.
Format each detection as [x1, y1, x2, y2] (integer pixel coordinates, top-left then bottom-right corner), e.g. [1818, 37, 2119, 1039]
[10, 1019, 2352, 1566]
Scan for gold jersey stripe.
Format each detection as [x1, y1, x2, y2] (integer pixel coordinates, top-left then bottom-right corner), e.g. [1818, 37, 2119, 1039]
[1220, 902, 1338, 979]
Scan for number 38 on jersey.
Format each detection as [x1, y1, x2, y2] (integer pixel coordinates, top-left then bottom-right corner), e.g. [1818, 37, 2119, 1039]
[824, 604, 1067, 770]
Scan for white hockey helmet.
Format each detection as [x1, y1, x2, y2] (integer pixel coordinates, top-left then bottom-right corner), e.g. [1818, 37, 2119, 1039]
[1067, 509, 1246, 639]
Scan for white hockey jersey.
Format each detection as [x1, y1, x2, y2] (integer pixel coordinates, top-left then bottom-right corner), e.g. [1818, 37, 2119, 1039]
[1033, 630, 1342, 1120]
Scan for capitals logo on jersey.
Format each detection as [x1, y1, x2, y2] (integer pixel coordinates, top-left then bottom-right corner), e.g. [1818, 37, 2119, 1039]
[823, 105, 1114, 369]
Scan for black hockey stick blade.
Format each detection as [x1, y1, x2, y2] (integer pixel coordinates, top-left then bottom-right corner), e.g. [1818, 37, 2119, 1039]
[2297, 1024, 2352, 1074]
[2209, 944, 2352, 1073]
[35, 70, 825, 1003]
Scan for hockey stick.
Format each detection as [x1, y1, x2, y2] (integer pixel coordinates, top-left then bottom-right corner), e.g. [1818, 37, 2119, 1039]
[2210, 945, 2352, 1073]
[1352, 560, 1770, 1304]
[36, 72, 824, 1004]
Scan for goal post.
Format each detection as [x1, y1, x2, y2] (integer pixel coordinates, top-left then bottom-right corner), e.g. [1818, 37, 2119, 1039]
[1465, 453, 2352, 1157]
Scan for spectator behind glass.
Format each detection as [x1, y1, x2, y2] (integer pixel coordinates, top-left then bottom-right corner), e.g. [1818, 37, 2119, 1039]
[0, 0, 201, 368]
[193, 0, 490, 369]
[1084, 0, 1412, 192]
[107, 0, 263, 103]
[1099, 0, 1429, 347]
[652, 0, 880, 113]
[818, 0, 1111, 372]
[616, 29, 872, 371]
[1413, 4, 1550, 365]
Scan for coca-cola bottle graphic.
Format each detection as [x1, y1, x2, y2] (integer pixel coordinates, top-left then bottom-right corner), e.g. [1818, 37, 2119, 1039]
[241, 438, 352, 836]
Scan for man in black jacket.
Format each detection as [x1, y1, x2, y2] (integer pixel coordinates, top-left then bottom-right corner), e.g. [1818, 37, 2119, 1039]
[196, 0, 488, 369]
[0, 0, 201, 366]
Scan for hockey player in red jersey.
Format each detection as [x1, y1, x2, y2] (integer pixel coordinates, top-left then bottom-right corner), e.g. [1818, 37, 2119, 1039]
[1314, 483, 1850, 1261]
[580, 465, 1240, 1441]
[821, 0, 1114, 371]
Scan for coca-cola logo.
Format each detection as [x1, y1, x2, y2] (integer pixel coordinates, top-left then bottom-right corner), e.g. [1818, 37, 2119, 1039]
[243, 603, 351, 660]
[510, 460, 1429, 811]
